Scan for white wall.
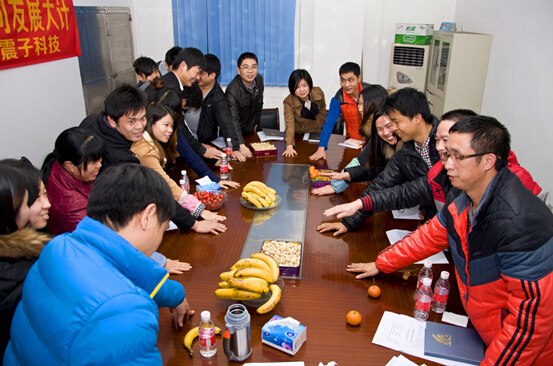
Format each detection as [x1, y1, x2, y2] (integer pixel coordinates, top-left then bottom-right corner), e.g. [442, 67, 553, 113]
[454, 0, 553, 194]
[0, 0, 173, 167]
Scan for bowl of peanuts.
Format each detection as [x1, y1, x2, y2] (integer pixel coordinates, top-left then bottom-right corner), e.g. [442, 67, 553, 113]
[261, 240, 302, 278]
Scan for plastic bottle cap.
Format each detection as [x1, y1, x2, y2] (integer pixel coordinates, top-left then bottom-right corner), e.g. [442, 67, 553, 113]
[181, 170, 186, 175]
[441, 271, 450, 280]
[422, 277, 432, 286]
[424, 260, 432, 268]
[227, 138, 231, 141]
[201, 311, 211, 322]
[221, 153, 226, 158]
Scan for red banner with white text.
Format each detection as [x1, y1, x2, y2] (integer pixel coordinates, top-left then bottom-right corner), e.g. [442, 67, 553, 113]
[0, 0, 80, 70]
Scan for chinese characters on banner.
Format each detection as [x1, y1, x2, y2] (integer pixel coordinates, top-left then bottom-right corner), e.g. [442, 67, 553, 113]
[0, 0, 80, 70]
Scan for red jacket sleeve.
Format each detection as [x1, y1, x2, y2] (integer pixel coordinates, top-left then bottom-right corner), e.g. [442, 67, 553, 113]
[481, 273, 553, 366]
[376, 216, 449, 273]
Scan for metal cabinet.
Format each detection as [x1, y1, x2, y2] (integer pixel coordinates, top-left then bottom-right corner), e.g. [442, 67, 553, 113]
[75, 7, 135, 115]
[426, 31, 492, 118]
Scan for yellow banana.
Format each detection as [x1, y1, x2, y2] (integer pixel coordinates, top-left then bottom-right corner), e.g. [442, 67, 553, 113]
[228, 278, 269, 295]
[183, 326, 222, 356]
[219, 269, 238, 281]
[255, 195, 269, 207]
[243, 192, 262, 208]
[215, 288, 262, 300]
[233, 267, 274, 283]
[251, 252, 280, 283]
[243, 185, 265, 197]
[218, 281, 232, 288]
[230, 265, 237, 270]
[266, 191, 276, 203]
[239, 276, 269, 287]
[246, 181, 268, 194]
[257, 284, 282, 314]
[267, 187, 276, 195]
[234, 258, 273, 274]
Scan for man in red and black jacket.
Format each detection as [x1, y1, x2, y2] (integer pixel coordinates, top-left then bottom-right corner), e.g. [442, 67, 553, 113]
[348, 116, 553, 365]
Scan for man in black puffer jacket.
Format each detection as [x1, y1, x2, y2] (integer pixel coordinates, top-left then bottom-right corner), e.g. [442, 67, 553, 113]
[225, 52, 264, 159]
[318, 88, 439, 235]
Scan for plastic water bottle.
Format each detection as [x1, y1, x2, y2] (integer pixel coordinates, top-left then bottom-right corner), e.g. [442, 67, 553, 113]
[180, 170, 190, 193]
[414, 277, 433, 321]
[225, 137, 232, 157]
[416, 260, 433, 293]
[431, 271, 450, 313]
[199, 310, 217, 357]
[220, 153, 229, 180]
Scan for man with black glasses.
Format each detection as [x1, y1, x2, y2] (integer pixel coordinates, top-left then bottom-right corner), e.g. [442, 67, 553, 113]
[225, 52, 264, 158]
[347, 116, 553, 366]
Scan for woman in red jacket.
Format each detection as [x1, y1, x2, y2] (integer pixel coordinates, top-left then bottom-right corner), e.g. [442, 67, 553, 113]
[41, 127, 104, 236]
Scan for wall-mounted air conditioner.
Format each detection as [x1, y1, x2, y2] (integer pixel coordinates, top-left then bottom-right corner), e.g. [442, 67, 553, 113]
[388, 43, 431, 92]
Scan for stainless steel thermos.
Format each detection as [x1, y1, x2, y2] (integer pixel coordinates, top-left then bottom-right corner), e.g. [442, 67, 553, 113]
[223, 304, 252, 361]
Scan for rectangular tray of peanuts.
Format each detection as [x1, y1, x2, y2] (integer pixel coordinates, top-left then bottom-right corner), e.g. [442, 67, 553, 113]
[250, 142, 278, 157]
[261, 240, 302, 278]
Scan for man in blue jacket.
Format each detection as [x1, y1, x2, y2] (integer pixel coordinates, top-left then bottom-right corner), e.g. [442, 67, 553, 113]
[4, 164, 194, 365]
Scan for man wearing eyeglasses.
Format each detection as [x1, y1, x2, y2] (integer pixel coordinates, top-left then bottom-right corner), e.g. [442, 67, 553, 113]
[225, 52, 264, 159]
[347, 116, 553, 365]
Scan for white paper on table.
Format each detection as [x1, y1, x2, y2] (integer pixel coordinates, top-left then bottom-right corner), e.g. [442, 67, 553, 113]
[386, 355, 419, 366]
[385, 230, 449, 264]
[196, 176, 213, 186]
[338, 142, 362, 149]
[165, 221, 178, 231]
[243, 363, 305, 366]
[373, 311, 478, 366]
[210, 136, 226, 149]
[338, 138, 363, 149]
[392, 205, 422, 220]
[257, 131, 284, 141]
[442, 312, 469, 327]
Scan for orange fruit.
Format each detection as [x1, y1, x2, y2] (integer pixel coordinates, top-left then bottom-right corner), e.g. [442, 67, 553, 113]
[346, 310, 362, 326]
[368, 279, 381, 298]
[309, 166, 315, 174]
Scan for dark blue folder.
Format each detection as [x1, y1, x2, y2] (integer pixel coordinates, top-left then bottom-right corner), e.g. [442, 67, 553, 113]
[424, 322, 485, 365]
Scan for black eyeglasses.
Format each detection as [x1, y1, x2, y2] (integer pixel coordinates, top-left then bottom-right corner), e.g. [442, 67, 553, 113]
[440, 151, 500, 162]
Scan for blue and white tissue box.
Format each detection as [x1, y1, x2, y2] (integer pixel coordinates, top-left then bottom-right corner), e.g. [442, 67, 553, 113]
[261, 315, 306, 356]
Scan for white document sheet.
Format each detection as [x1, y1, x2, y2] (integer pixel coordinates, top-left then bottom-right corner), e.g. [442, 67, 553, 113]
[210, 136, 226, 149]
[338, 138, 363, 149]
[373, 311, 477, 366]
[257, 131, 284, 141]
[385, 230, 449, 264]
[386, 354, 420, 366]
[442, 312, 469, 327]
[392, 205, 422, 220]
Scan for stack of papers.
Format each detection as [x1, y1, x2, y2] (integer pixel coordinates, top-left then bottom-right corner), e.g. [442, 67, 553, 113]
[257, 130, 284, 142]
[338, 138, 363, 149]
[392, 205, 422, 220]
[303, 132, 321, 142]
[210, 136, 226, 149]
[373, 312, 479, 366]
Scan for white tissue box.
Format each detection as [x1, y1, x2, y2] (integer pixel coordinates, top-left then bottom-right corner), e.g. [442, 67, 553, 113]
[261, 315, 307, 356]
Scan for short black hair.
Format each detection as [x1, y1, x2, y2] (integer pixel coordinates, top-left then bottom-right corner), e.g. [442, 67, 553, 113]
[165, 46, 183, 70]
[41, 127, 105, 182]
[204, 54, 221, 79]
[288, 69, 313, 95]
[0, 158, 41, 206]
[104, 85, 148, 122]
[339, 62, 361, 77]
[449, 115, 511, 170]
[0, 165, 29, 234]
[441, 109, 477, 123]
[173, 47, 206, 72]
[382, 87, 432, 124]
[87, 164, 175, 231]
[133, 56, 158, 77]
[237, 52, 258, 68]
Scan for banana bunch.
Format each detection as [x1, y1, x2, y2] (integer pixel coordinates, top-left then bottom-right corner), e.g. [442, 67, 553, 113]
[183, 326, 222, 356]
[242, 181, 277, 208]
[215, 253, 282, 314]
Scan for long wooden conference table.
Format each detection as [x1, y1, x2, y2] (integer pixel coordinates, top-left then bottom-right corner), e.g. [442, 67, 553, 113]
[158, 134, 467, 366]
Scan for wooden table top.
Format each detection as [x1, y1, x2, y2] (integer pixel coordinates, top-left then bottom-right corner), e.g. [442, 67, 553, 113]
[158, 134, 466, 366]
